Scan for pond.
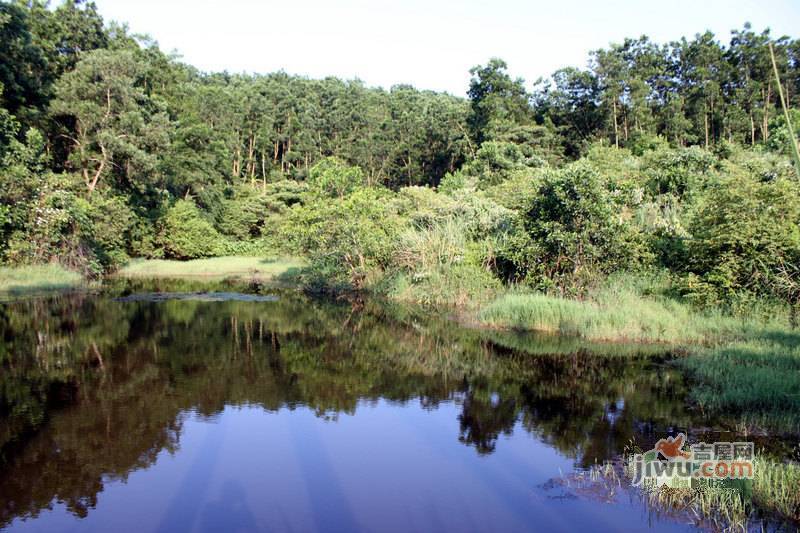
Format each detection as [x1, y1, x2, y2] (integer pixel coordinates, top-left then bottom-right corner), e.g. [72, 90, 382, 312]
[0, 281, 790, 532]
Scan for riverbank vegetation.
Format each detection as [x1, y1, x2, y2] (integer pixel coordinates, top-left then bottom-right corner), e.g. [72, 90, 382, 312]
[1, 3, 799, 530]
[558, 457, 800, 530]
[117, 256, 303, 281]
[1, 1, 799, 432]
[0, 263, 82, 295]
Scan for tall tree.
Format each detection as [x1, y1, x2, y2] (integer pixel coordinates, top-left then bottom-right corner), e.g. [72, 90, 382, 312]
[467, 58, 532, 145]
[50, 49, 169, 195]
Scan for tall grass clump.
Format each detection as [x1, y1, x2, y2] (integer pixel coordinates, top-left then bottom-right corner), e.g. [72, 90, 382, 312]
[478, 273, 782, 343]
[752, 457, 800, 523]
[613, 452, 800, 529]
[680, 335, 800, 432]
[0, 264, 83, 295]
[388, 218, 500, 307]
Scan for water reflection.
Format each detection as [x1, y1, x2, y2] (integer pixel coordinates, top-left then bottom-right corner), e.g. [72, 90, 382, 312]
[0, 284, 735, 531]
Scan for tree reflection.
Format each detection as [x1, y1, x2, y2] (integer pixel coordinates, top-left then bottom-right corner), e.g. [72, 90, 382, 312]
[0, 284, 703, 526]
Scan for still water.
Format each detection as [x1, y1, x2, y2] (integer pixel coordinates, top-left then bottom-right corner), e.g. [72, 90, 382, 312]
[0, 282, 762, 532]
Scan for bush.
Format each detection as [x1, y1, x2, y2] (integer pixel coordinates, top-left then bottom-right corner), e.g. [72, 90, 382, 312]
[626, 132, 669, 156]
[283, 187, 405, 291]
[641, 146, 715, 198]
[498, 162, 649, 291]
[307, 157, 365, 198]
[5, 173, 105, 275]
[684, 172, 800, 307]
[86, 195, 135, 269]
[447, 141, 544, 190]
[158, 199, 224, 259]
[217, 187, 271, 240]
[437, 170, 470, 194]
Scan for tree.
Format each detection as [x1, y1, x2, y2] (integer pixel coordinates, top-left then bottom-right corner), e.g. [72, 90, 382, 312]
[677, 32, 726, 148]
[0, 3, 47, 123]
[467, 58, 532, 145]
[50, 49, 169, 195]
[533, 67, 605, 157]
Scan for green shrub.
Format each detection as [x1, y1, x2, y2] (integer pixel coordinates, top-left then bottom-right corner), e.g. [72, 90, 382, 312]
[498, 162, 650, 291]
[439, 141, 546, 194]
[86, 195, 135, 269]
[626, 132, 669, 156]
[283, 187, 405, 291]
[684, 172, 800, 307]
[307, 157, 365, 198]
[262, 179, 309, 208]
[158, 199, 224, 259]
[217, 188, 271, 239]
[5, 174, 106, 275]
[437, 170, 471, 194]
[641, 146, 715, 198]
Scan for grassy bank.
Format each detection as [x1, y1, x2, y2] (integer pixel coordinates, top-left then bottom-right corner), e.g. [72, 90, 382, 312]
[0, 264, 83, 296]
[477, 277, 788, 344]
[116, 256, 304, 282]
[680, 336, 800, 432]
[474, 274, 800, 432]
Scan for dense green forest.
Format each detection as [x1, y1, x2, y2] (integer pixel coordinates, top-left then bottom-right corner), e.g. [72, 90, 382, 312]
[1, 0, 799, 315]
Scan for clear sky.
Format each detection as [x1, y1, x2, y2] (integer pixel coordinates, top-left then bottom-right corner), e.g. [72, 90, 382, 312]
[94, 0, 800, 96]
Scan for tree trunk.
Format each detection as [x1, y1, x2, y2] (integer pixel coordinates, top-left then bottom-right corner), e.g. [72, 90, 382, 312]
[763, 82, 771, 142]
[87, 143, 108, 196]
[247, 132, 255, 183]
[623, 114, 629, 141]
[261, 150, 267, 189]
[233, 145, 241, 178]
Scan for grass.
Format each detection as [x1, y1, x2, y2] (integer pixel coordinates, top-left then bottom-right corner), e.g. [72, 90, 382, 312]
[0, 264, 83, 295]
[680, 335, 800, 432]
[559, 456, 800, 530]
[116, 256, 305, 282]
[477, 274, 800, 432]
[382, 218, 504, 307]
[752, 457, 800, 523]
[477, 277, 785, 344]
[624, 457, 800, 529]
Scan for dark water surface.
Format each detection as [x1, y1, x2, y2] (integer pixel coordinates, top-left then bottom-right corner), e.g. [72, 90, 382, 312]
[0, 282, 770, 532]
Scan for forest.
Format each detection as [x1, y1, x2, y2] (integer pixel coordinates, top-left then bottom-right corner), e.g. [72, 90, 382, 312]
[0, 0, 799, 319]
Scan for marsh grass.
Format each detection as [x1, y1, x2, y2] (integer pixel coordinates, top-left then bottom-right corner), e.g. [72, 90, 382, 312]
[605, 454, 800, 530]
[0, 264, 83, 295]
[478, 273, 800, 431]
[752, 457, 800, 523]
[680, 336, 800, 432]
[116, 256, 305, 281]
[632, 458, 800, 530]
[387, 219, 501, 307]
[477, 275, 786, 344]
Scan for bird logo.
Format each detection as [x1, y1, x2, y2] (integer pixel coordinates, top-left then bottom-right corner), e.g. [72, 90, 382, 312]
[653, 433, 691, 461]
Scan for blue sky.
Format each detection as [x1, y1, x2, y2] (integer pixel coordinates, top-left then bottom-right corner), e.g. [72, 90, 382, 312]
[94, 0, 800, 95]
